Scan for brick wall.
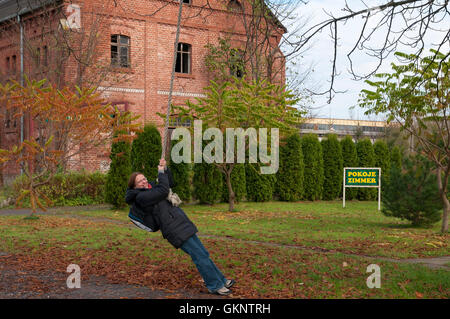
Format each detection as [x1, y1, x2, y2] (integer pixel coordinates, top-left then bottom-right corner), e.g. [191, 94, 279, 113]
[0, 0, 286, 182]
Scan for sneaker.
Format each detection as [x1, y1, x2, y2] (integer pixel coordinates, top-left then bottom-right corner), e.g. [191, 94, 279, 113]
[211, 286, 231, 296]
[225, 279, 235, 289]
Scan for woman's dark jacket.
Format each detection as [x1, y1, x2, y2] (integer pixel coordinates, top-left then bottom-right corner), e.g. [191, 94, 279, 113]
[125, 168, 198, 249]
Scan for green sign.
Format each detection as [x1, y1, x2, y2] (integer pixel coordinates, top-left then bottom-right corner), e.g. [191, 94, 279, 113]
[344, 168, 380, 187]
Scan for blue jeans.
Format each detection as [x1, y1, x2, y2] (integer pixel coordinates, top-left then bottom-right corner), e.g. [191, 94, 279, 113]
[180, 234, 227, 292]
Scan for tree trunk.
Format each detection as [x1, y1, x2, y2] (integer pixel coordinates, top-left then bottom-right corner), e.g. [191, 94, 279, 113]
[437, 166, 449, 233]
[226, 170, 235, 212]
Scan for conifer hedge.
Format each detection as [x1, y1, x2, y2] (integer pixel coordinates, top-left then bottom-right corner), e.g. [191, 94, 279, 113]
[390, 146, 402, 170]
[245, 163, 276, 202]
[276, 133, 304, 201]
[356, 138, 377, 200]
[168, 139, 192, 202]
[130, 124, 162, 182]
[301, 134, 324, 200]
[340, 136, 358, 200]
[193, 162, 223, 204]
[374, 140, 391, 182]
[321, 134, 343, 200]
[105, 134, 132, 208]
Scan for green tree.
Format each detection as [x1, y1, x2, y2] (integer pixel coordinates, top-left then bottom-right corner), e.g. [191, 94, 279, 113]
[173, 78, 304, 211]
[302, 134, 324, 201]
[105, 134, 132, 209]
[360, 49, 449, 232]
[321, 134, 343, 200]
[341, 136, 358, 200]
[382, 154, 442, 227]
[276, 133, 304, 201]
[130, 124, 162, 182]
[373, 140, 391, 182]
[356, 138, 377, 201]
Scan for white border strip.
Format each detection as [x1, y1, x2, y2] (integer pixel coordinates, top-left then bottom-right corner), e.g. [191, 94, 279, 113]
[98, 86, 145, 94]
[157, 90, 206, 98]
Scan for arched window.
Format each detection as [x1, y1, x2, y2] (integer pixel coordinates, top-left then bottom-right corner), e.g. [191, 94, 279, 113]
[227, 0, 243, 12]
[111, 35, 130, 68]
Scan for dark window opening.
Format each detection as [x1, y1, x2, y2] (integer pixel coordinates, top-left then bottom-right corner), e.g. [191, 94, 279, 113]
[43, 46, 48, 67]
[175, 43, 191, 74]
[227, 0, 243, 12]
[111, 35, 130, 68]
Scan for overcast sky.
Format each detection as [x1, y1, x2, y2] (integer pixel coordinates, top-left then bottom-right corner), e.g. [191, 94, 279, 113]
[285, 0, 450, 121]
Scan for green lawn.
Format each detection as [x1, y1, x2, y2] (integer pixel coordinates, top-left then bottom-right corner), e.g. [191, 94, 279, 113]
[0, 201, 448, 298]
[51, 201, 448, 258]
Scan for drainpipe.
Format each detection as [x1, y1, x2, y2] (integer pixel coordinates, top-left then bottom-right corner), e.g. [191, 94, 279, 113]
[18, 14, 24, 174]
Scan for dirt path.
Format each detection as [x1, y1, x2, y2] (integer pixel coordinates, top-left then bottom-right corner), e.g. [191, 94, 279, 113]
[0, 252, 226, 299]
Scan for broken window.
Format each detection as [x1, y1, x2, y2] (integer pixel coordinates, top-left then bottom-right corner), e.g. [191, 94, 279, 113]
[111, 35, 130, 68]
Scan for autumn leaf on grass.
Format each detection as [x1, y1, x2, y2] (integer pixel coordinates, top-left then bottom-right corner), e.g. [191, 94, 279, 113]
[415, 291, 424, 298]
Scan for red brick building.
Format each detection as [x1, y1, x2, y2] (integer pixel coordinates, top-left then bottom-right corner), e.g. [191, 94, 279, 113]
[0, 0, 286, 183]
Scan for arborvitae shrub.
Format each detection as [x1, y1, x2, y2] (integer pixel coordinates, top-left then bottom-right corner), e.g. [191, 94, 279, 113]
[390, 146, 402, 170]
[193, 162, 223, 204]
[321, 134, 343, 200]
[276, 133, 304, 201]
[130, 124, 162, 182]
[340, 136, 358, 200]
[374, 140, 391, 182]
[356, 138, 377, 200]
[168, 138, 192, 202]
[105, 136, 132, 208]
[382, 154, 441, 227]
[301, 134, 324, 200]
[245, 162, 276, 202]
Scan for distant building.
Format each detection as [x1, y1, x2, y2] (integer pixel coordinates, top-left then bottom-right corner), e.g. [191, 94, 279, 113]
[299, 118, 389, 142]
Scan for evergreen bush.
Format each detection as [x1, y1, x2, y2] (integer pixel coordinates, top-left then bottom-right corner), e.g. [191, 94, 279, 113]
[321, 134, 343, 200]
[130, 124, 162, 182]
[276, 133, 304, 201]
[341, 136, 358, 200]
[374, 140, 391, 182]
[356, 138, 377, 200]
[105, 136, 132, 208]
[245, 162, 276, 202]
[382, 154, 442, 226]
[301, 134, 324, 200]
[193, 162, 223, 204]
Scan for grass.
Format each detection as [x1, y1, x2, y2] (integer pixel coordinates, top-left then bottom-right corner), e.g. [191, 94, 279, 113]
[0, 201, 448, 298]
[50, 201, 448, 258]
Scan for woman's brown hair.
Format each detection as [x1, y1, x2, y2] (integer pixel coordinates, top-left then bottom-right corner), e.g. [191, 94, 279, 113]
[128, 172, 143, 189]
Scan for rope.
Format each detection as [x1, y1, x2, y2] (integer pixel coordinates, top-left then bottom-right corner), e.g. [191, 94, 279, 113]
[160, 1, 184, 207]
[162, 1, 184, 160]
